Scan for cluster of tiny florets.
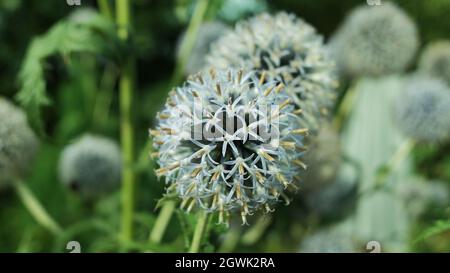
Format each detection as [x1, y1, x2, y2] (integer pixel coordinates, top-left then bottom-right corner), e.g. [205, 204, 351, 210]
[330, 2, 418, 77]
[394, 76, 450, 142]
[419, 40, 450, 85]
[0, 97, 39, 189]
[151, 68, 308, 224]
[205, 12, 338, 133]
[59, 134, 122, 199]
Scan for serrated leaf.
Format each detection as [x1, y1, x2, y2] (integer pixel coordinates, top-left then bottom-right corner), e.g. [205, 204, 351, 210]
[16, 10, 119, 134]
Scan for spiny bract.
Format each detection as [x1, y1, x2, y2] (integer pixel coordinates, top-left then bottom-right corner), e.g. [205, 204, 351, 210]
[151, 68, 308, 224]
[59, 134, 122, 199]
[394, 76, 450, 142]
[205, 12, 338, 133]
[0, 97, 39, 189]
[330, 2, 418, 77]
[419, 40, 450, 85]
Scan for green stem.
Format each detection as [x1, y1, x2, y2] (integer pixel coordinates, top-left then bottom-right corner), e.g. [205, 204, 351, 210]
[189, 210, 209, 253]
[334, 80, 360, 132]
[241, 216, 272, 246]
[14, 180, 63, 236]
[116, 0, 136, 243]
[171, 0, 209, 85]
[149, 200, 176, 244]
[363, 138, 416, 195]
[218, 227, 241, 253]
[98, 0, 113, 20]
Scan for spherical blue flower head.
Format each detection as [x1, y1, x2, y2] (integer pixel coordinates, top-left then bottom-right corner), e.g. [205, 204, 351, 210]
[0, 97, 39, 189]
[330, 2, 418, 77]
[205, 12, 338, 133]
[395, 76, 450, 142]
[419, 40, 450, 85]
[151, 68, 308, 224]
[59, 134, 122, 199]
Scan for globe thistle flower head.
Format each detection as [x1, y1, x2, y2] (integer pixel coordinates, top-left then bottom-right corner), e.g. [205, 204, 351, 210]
[177, 21, 230, 76]
[0, 97, 39, 189]
[205, 12, 338, 133]
[151, 68, 308, 224]
[330, 2, 418, 78]
[419, 40, 450, 85]
[59, 134, 122, 199]
[394, 76, 450, 142]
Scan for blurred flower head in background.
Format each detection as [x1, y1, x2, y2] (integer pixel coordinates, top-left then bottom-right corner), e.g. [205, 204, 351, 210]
[151, 68, 308, 224]
[330, 2, 419, 78]
[206, 12, 338, 133]
[0, 97, 39, 189]
[394, 76, 450, 142]
[59, 134, 122, 199]
[419, 40, 450, 85]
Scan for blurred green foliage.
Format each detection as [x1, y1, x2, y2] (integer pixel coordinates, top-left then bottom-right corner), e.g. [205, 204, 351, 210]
[0, 0, 449, 252]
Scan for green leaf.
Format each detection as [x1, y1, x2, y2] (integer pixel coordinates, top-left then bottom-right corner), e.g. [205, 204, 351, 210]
[415, 219, 450, 243]
[16, 9, 119, 134]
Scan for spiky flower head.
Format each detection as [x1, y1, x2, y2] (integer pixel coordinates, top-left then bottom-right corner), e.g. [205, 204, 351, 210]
[151, 68, 308, 224]
[330, 2, 418, 78]
[0, 97, 39, 189]
[59, 134, 122, 199]
[394, 76, 450, 142]
[205, 12, 338, 133]
[419, 40, 450, 85]
[177, 21, 230, 77]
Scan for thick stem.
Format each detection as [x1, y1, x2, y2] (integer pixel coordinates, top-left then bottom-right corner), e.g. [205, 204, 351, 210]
[14, 180, 63, 236]
[171, 0, 209, 85]
[189, 210, 209, 253]
[149, 200, 176, 244]
[116, 0, 136, 242]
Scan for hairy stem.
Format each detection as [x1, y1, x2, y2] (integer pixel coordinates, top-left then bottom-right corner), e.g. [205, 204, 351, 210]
[116, 0, 136, 243]
[14, 180, 63, 236]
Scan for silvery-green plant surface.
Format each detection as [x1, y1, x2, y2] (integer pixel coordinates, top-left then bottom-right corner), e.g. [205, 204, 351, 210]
[151, 68, 308, 224]
[59, 134, 122, 199]
[419, 40, 450, 85]
[399, 178, 449, 219]
[302, 122, 341, 193]
[330, 2, 419, 78]
[394, 76, 450, 143]
[0, 97, 39, 189]
[206, 12, 338, 133]
[298, 223, 358, 253]
[177, 21, 230, 76]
